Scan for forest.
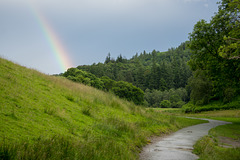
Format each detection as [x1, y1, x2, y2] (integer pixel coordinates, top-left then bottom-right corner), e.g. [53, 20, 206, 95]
[62, 0, 239, 110]
[63, 42, 192, 107]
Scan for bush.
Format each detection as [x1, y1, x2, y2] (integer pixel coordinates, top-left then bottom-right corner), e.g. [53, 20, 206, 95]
[63, 69, 144, 105]
[63, 68, 103, 90]
[160, 100, 171, 108]
[112, 81, 144, 105]
[173, 101, 185, 108]
[182, 103, 196, 113]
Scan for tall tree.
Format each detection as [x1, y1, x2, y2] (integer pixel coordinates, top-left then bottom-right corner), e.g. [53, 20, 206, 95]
[218, 0, 240, 59]
[188, 0, 240, 100]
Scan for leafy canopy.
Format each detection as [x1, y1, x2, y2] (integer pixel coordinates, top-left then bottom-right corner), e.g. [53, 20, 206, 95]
[188, 0, 240, 100]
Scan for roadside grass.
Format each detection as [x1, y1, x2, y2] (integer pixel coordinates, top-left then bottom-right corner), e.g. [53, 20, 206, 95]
[0, 58, 204, 159]
[209, 123, 240, 141]
[193, 136, 240, 160]
[149, 108, 183, 115]
[182, 97, 240, 113]
[189, 109, 240, 160]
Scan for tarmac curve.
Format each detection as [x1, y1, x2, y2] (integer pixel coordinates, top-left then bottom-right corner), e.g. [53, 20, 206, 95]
[139, 118, 231, 160]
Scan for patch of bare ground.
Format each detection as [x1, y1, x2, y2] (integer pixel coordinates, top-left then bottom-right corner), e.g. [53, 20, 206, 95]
[218, 136, 240, 148]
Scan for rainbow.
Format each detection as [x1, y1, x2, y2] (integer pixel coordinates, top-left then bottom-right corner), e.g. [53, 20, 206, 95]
[29, 4, 73, 73]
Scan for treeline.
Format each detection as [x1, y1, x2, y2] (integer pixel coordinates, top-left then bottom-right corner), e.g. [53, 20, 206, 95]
[76, 43, 192, 107]
[78, 42, 192, 92]
[62, 68, 144, 105]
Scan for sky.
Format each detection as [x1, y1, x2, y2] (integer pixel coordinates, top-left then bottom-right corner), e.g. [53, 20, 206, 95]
[0, 0, 219, 74]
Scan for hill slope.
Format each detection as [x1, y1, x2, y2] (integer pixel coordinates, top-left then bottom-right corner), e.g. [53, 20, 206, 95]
[0, 58, 202, 159]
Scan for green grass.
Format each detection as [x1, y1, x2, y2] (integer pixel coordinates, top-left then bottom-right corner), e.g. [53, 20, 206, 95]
[189, 110, 240, 160]
[0, 58, 204, 159]
[209, 123, 240, 140]
[193, 136, 240, 160]
[150, 108, 181, 112]
[182, 97, 240, 113]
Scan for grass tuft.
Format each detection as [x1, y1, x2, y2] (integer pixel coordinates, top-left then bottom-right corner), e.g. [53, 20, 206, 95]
[65, 95, 75, 102]
[81, 106, 92, 116]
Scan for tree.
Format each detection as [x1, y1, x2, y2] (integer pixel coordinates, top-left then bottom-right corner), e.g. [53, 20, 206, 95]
[188, 71, 213, 105]
[116, 54, 125, 63]
[100, 76, 115, 91]
[105, 53, 111, 64]
[218, 0, 240, 59]
[188, 0, 240, 100]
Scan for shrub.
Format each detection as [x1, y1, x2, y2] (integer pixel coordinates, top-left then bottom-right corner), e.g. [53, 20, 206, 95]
[174, 101, 185, 108]
[160, 100, 171, 108]
[112, 81, 144, 105]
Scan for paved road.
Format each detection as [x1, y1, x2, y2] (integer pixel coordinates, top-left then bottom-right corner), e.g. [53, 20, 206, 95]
[140, 118, 231, 160]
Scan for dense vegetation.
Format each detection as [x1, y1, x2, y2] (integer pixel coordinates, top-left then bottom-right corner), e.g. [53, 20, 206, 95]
[78, 43, 192, 91]
[0, 57, 204, 159]
[186, 0, 240, 109]
[78, 43, 191, 91]
[65, 42, 192, 107]
[62, 68, 144, 105]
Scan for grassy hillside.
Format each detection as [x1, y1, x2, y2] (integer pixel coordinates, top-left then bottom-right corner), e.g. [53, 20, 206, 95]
[0, 58, 203, 159]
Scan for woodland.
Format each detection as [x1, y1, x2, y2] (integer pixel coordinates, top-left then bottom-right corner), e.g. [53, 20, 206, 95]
[62, 0, 240, 110]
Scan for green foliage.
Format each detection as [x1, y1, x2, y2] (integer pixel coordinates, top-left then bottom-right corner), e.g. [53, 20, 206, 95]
[77, 42, 192, 92]
[218, 0, 240, 60]
[160, 100, 171, 108]
[144, 88, 188, 108]
[187, 71, 213, 105]
[173, 101, 186, 108]
[63, 68, 104, 90]
[188, 0, 240, 101]
[182, 96, 240, 113]
[100, 76, 115, 91]
[223, 87, 236, 104]
[112, 81, 144, 105]
[68, 43, 193, 107]
[62, 68, 144, 105]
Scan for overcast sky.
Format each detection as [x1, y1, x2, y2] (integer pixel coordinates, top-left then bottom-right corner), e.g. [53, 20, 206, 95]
[0, 0, 219, 74]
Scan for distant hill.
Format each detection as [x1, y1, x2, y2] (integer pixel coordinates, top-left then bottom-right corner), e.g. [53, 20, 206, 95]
[0, 57, 202, 159]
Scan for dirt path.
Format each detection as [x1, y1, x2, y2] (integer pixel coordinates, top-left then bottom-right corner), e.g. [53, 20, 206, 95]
[139, 118, 231, 160]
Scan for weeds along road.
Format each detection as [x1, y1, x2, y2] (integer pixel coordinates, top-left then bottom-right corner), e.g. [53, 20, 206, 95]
[140, 118, 231, 160]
